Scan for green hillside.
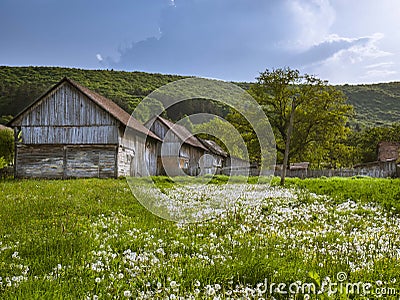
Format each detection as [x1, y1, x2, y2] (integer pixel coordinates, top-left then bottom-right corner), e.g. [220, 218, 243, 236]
[339, 83, 400, 127]
[1, 66, 399, 127]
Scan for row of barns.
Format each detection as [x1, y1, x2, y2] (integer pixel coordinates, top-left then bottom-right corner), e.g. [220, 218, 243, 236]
[8, 77, 248, 179]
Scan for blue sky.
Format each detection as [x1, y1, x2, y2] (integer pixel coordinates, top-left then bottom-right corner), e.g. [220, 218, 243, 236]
[1, 0, 399, 84]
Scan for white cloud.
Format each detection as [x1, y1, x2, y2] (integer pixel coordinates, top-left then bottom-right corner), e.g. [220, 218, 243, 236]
[306, 33, 397, 84]
[96, 54, 103, 62]
[104, 0, 400, 84]
[288, 0, 336, 49]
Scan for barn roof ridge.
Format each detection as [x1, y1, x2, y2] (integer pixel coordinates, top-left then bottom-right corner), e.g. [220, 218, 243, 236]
[198, 138, 228, 157]
[8, 77, 160, 141]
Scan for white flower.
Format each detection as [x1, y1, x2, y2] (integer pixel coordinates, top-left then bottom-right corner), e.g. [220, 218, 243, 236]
[123, 290, 131, 297]
[206, 285, 216, 296]
[95, 277, 101, 283]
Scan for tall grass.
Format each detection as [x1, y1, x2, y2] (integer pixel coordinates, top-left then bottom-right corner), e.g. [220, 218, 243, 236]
[0, 177, 399, 299]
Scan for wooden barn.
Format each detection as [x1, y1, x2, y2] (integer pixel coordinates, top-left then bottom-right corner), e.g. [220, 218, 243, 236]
[198, 138, 227, 175]
[8, 77, 160, 179]
[146, 116, 208, 176]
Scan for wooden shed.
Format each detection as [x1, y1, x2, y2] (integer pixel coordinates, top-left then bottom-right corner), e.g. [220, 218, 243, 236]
[8, 77, 160, 178]
[198, 138, 227, 175]
[146, 116, 208, 176]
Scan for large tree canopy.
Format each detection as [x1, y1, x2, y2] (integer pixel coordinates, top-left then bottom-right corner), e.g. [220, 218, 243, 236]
[244, 67, 353, 167]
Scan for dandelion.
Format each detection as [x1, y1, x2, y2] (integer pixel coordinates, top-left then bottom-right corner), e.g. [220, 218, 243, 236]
[123, 290, 131, 297]
[206, 285, 216, 296]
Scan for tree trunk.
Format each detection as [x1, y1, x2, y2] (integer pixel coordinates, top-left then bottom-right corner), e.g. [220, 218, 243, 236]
[280, 99, 296, 186]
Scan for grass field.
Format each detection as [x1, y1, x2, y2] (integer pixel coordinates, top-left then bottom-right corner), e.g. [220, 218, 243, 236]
[1, 176, 400, 299]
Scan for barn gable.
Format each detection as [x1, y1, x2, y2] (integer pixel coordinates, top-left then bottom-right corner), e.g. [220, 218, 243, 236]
[11, 81, 119, 144]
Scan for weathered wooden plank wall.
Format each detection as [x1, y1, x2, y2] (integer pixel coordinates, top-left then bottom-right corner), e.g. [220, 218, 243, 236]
[199, 153, 224, 175]
[16, 145, 64, 178]
[118, 128, 158, 176]
[15, 144, 117, 178]
[222, 156, 250, 176]
[19, 82, 118, 144]
[150, 118, 207, 176]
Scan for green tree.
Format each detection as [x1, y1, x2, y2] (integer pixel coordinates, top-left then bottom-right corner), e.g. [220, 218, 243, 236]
[0, 115, 13, 125]
[194, 117, 248, 159]
[348, 123, 400, 163]
[0, 128, 14, 167]
[248, 67, 353, 171]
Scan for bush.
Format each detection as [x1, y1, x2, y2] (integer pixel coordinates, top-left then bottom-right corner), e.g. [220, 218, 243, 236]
[0, 129, 14, 165]
[0, 157, 7, 169]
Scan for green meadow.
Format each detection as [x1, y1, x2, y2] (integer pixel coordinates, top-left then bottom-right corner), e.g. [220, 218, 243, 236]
[1, 177, 400, 299]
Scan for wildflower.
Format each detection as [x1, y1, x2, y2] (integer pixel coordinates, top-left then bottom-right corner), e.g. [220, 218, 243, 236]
[206, 285, 216, 296]
[95, 277, 101, 283]
[123, 290, 131, 297]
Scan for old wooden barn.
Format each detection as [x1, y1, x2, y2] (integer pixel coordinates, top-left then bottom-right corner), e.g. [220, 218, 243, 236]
[198, 138, 227, 175]
[146, 116, 208, 176]
[8, 77, 160, 178]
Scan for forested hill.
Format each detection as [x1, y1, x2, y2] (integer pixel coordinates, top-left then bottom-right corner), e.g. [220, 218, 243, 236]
[1, 66, 399, 127]
[338, 83, 400, 127]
